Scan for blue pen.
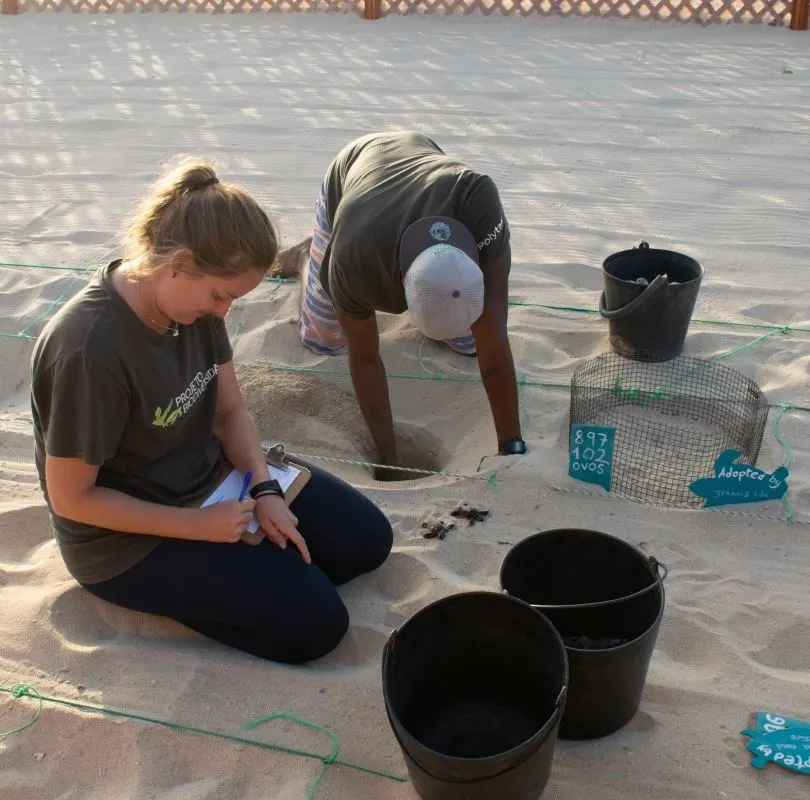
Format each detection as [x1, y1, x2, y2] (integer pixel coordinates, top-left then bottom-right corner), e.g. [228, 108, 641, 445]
[239, 471, 253, 502]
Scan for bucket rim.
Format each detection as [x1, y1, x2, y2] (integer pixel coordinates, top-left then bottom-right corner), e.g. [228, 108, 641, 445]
[384, 589, 570, 643]
[381, 591, 569, 768]
[498, 529, 668, 611]
[602, 242, 704, 276]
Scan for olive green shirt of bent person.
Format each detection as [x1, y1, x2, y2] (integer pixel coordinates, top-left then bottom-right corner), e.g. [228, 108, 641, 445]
[31, 261, 233, 585]
[321, 131, 511, 319]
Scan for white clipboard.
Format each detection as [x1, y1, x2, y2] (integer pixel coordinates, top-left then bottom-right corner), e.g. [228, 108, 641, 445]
[200, 443, 311, 545]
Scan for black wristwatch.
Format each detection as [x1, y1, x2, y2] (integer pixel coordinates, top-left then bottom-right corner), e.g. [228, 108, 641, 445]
[498, 437, 527, 456]
[250, 479, 285, 500]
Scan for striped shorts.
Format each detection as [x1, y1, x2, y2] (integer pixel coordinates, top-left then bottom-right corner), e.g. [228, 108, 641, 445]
[297, 184, 477, 357]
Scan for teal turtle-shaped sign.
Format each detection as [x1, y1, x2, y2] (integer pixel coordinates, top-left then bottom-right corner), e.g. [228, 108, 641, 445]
[741, 712, 810, 775]
[689, 449, 788, 508]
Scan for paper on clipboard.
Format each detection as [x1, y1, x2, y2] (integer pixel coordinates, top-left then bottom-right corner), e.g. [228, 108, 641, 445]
[200, 463, 304, 535]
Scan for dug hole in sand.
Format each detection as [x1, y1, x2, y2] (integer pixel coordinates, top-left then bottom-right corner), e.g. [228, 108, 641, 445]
[236, 364, 494, 484]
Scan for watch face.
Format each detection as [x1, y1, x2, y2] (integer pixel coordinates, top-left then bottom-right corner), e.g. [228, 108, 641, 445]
[500, 438, 527, 455]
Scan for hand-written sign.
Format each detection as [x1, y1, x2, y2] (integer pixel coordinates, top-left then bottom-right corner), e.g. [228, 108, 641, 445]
[569, 425, 615, 492]
[689, 449, 789, 508]
[741, 712, 810, 775]
[755, 712, 810, 734]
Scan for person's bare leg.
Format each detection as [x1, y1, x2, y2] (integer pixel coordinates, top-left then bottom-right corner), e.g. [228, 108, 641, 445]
[298, 246, 310, 319]
[272, 236, 313, 279]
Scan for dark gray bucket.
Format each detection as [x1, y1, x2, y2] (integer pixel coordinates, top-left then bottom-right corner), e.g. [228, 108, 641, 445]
[599, 241, 704, 362]
[500, 530, 667, 741]
[382, 591, 568, 800]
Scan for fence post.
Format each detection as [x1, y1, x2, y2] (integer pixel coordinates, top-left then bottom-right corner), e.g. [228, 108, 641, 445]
[364, 0, 380, 18]
[791, 0, 809, 29]
[1, 0, 19, 14]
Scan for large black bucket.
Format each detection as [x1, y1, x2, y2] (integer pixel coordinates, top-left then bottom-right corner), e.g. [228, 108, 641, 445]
[382, 591, 568, 800]
[500, 530, 667, 741]
[599, 241, 704, 362]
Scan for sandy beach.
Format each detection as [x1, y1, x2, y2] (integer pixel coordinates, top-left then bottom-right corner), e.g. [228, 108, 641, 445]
[1, 12, 810, 800]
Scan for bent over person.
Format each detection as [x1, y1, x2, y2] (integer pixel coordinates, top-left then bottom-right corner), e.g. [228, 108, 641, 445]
[277, 131, 527, 469]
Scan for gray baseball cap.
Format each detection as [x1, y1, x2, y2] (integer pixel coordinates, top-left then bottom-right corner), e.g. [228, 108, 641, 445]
[400, 217, 485, 341]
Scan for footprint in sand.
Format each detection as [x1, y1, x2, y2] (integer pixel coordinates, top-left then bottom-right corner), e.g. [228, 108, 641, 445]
[750, 619, 810, 673]
[515, 330, 595, 374]
[366, 551, 432, 604]
[50, 585, 124, 647]
[723, 734, 751, 768]
[322, 625, 390, 669]
[622, 711, 656, 733]
[542, 327, 610, 364]
[0, 506, 54, 565]
[655, 615, 732, 678]
[540, 261, 605, 292]
[433, 538, 505, 585]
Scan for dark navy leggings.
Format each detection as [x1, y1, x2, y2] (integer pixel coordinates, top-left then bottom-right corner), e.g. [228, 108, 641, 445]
[82, 461, 393, 664]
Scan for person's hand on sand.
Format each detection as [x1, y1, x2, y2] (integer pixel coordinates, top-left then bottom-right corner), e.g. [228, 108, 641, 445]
[256, 494, 311, 563]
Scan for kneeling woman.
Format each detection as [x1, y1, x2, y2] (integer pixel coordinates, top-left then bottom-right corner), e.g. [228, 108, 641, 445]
[30, 158, 393, 664]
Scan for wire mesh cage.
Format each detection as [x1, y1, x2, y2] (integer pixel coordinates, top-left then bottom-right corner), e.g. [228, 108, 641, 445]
[569, 353, 769, 508]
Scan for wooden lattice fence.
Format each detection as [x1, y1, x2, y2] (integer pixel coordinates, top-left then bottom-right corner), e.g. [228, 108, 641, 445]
[6, 0, 357, 9]
[1, 0, 808, 32]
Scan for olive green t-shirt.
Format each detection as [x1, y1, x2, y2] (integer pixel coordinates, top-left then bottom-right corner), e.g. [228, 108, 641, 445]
[321, 131, 511, 319]
[30, 261, 233, 584]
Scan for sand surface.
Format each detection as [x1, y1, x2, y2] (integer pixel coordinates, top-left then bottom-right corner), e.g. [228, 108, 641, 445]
[2, 12, 810, 800]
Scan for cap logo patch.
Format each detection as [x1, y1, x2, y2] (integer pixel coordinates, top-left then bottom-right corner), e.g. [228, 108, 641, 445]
[429, 221, 452, 242]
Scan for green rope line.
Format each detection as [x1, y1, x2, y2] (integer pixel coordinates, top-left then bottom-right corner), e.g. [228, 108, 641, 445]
[0, 260, 296, 284]
[415, 337, 530, 450]
[0, 263, 94, 340]
[0, 684, 43, 738]
[266, 362, 572, 390]
[508, 300, 810, 334]
[417, 335, 443, 380]
[416, 334, 482, 382]
[264, 363, 810, 413]
[4, 259, 810, 334]
[771, 403, 795, 524]
[17, 276, 90, 338]
[0, 261, 82, 272]
[288, 449, 500, 491]
[712, 326, 790, 362]
[0, 261, 287, 342]
[626, 326, 791, 403]
[243, 712, 339, 800]
[0, 684, 407, 796]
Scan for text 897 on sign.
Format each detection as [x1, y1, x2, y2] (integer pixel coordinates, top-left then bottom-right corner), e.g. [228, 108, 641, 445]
[568, 425, 615, 492]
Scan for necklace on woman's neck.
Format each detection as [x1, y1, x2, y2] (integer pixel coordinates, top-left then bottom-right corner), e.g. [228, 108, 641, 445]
[136, 280, 179, 337]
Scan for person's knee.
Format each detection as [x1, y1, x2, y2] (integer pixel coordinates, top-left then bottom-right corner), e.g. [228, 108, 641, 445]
[274, 586, 350, 665]
[351, 503, 394, 577]
[296, 318, 348, 357]
[368, 510, 394, 570]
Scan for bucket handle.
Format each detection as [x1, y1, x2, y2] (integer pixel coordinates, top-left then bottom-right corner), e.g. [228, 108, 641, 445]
[517, 557, 669, 611]
[599, 273, 668, 321]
